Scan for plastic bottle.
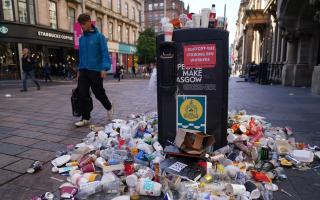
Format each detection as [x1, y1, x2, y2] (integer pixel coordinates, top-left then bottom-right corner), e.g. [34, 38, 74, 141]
[77, 181, 102, 199]
[208, 4, 216, 28]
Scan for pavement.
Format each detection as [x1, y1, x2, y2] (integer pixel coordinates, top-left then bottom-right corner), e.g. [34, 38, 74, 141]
[0, 77, 318, 199]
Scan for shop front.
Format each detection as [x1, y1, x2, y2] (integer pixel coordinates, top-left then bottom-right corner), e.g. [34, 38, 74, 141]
[118, 43, 137, 74]
[0, 22, 74, 80]
[107, 41, 119, 74]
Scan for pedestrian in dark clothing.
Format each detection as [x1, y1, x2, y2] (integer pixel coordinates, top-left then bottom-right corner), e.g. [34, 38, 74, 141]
[132, 66, 136, 78]
[116, 63, 121, 82]
[75, 13, 114, 127]
[44, 62, 52, 83]
[20, 48, 40, 92]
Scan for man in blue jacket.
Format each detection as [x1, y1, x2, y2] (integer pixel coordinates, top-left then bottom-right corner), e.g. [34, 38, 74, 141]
[75, 13, 113, 127]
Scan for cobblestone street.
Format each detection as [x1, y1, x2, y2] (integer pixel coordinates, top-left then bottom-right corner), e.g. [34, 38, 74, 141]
[0, 78, 319, 199]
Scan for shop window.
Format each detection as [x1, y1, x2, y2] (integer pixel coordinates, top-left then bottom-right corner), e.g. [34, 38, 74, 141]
[109, 22, 113, 40]
[117, 0, 121, 13]
[2, 0, 14, 21]
[49, 1, 57, 29]
[131, 6, 135, 20]
[18, 0, 28, 23]
[0, 42, 20, 80]
[148, 4, 152, 11]
[125, 3, 128, 17]
[172, 2, 175, 9]
[68, 7, 75, 32]
[97, 17, 103, 32]
[118, 25, 122, 42]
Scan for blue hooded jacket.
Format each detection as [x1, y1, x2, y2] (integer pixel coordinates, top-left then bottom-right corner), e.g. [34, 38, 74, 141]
[78, 26, 111, 72]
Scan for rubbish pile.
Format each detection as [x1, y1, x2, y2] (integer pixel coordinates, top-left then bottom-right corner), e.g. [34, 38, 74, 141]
[31, 111, 320, 200]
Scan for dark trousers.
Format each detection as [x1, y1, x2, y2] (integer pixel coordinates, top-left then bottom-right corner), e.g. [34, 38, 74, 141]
[22, 70, 40, 90]
[78, 69, 112, 120]
[44, 73, 52, 82]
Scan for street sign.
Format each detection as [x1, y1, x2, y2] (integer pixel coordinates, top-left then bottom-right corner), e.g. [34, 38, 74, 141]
[177, 95, 207, 133]
[0, 26, 8, 34]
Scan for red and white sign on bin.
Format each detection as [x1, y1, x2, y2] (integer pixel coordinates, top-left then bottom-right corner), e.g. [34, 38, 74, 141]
[184, 44, 216, 68]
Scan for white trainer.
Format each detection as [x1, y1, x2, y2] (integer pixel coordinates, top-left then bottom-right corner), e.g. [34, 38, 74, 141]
[74, 119, 90, 127]
[107, 102, 114, 121]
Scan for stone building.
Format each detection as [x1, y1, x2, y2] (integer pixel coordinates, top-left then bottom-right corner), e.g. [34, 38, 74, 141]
[0, 0, 143, 80]
[144, 0, 188, 32]
[233, 0, 320, 94]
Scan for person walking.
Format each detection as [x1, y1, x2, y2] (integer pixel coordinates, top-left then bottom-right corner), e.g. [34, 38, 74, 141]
[75, 13, 114, 127]
[132, 66, 136, 78]
[20, 48, 40, 92]
[43, 62, 52, 83]
[116, 63, 121, 82]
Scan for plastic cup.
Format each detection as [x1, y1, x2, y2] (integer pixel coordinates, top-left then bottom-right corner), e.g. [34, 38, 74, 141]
[94, 157, 107, 169]
[138, 178, 162, 196]
[81, 163, 95, 173]
[201, 8, 211, 28]
[225, 184, 246, 196]
[192, 14, 201, 28]
[163, 23, 173, 42]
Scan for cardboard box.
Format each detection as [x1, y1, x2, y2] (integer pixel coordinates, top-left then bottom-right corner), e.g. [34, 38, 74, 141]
[174, 129, 215, 155]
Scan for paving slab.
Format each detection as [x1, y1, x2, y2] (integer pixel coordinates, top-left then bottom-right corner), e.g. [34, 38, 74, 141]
[30, 141, 66, 152]
[9, 129, 45, 139]
[0, 169, 21, 185]
[36, 133, 66, 142]
[17, 149, 56, 162]
[0, 154, 21, 168]
[0, 142, 30, 155]
[4, 159, 35, 174]
[0, 184, 46, 200]
[1, 136, 41, 146]
[0, 126, 17, 134]
[10, 163, 64, 192]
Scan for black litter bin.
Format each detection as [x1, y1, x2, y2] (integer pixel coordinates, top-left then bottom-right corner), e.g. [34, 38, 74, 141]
[156, 28, 229, 150]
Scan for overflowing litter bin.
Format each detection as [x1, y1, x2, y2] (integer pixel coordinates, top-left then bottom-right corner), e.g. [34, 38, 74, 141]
[157, 28, 229, 150]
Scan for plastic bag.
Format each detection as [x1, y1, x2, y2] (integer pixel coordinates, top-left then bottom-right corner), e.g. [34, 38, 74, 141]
[148, 68, 157, 93]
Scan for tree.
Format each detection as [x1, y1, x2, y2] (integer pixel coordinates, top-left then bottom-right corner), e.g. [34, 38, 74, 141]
[137, 28, 156, 64]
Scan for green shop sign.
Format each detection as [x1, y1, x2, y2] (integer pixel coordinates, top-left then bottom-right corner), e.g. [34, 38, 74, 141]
[119, 44, 137, 54]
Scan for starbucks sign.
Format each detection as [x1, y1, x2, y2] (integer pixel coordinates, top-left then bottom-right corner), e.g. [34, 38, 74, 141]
[0, 26, 8, 34]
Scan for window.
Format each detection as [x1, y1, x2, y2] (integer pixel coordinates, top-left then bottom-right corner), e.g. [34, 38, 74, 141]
[18, 0, 28, 23]
[49, 1, 57, 29]
[117, 25, 122, 42]
[125, 3, 128, 17]
[28, 0, 35, 24]
[160, 3, 163, 7]
[108, 0, 112, 9]
[117, 0, 121, 13]
[108, 22, 113, 40]
[125, 27, 129, 43]
[148, 4, 152, 11]
[68, 7, 75, 32]
[133, 31, 136, 44]
[172, 2, 175, 9]
[96, 0, 101, 5]
[138, 10, 141, 24]
[154, 3, 158, 8]
[131, 7, 135, 20]
[2, 0, 14, 21]
[97, 17, 102, 32]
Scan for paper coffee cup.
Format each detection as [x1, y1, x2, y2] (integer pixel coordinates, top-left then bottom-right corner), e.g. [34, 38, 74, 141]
[138, 178, 161, 196]
[192, 14, 201, 28]
[201, 8, 211, 28]
[225, 184, 246, 196]
[163, 23, 173, 42]
[244, 181, 260, 199]
[59, 182, 78, 199]
[81, 163, 95, 173]
[83, 173, 101, 182]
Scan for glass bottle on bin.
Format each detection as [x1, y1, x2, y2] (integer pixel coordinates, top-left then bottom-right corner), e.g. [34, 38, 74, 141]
[208, 4, 216, 28]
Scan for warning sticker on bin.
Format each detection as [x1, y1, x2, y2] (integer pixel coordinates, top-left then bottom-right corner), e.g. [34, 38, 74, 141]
[184, 44, 216, 68]
[177, 95, 207, 133]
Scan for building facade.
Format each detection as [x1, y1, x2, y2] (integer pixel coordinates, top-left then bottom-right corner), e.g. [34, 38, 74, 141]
[0, 0, 143, 80]
[144, 0, 188, 32]
[233, 0, 320, 94]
